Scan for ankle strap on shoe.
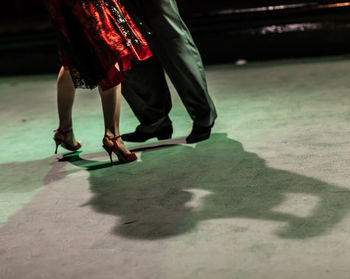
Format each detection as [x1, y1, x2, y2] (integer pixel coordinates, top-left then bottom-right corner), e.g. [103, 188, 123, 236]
[54, 128, 73, 134]
[105, 135, 122, 140]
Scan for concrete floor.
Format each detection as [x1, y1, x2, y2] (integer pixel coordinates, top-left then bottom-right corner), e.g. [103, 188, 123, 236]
[1, 56, 350, 279]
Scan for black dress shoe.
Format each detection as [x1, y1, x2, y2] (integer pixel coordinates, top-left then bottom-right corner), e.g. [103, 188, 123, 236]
[122, 125, 173, 142]
[186, 123, 214, 144]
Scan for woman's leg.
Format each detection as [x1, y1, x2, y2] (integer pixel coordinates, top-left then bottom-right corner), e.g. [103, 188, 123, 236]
[99, 84, 132, 155]
[55, 66, 80, 148]
[57, 66, 75, 131]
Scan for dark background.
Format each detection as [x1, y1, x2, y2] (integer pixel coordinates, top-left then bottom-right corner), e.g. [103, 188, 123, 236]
[2, 0, 350, 75]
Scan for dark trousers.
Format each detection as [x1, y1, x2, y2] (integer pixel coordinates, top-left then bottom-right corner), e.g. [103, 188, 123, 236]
[122, 0, 217, 133]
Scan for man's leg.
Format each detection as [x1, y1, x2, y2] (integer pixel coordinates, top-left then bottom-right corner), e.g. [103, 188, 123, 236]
[122, 57, 172, 131]
[141, 0, 217, 129]
[121, 0, 173, 138]
[122, 0, 217, 142]
[121, 56, 173, 141]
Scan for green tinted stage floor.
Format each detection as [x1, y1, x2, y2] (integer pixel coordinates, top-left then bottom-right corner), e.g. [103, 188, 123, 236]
[1, 56, 350, 278]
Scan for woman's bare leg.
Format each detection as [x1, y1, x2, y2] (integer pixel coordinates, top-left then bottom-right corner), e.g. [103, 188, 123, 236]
[57, 66, 75, 130]
[99, 84, 131, 154]
[55, 66, 79, 146]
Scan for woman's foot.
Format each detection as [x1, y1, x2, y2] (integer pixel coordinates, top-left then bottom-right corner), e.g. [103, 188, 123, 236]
[103, 135, 137, 164]
[54, 128, 82, 154]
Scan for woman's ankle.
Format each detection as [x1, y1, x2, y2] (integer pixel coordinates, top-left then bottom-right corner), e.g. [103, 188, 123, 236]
[104, 129, 119, 138]
[58, 124, 73, 133]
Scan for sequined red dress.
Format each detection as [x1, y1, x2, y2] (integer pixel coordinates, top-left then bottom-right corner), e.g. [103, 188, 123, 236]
[46, 0, 152, 90]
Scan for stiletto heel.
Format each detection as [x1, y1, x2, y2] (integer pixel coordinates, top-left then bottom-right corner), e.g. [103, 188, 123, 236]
[103, 145, 114, 165]
[55, 142, 60, 154]
[53, 128, 82, 154]
[102, 135, 137, 165]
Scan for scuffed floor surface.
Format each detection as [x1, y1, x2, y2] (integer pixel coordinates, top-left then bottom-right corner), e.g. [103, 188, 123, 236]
[1, 56, 350, 279]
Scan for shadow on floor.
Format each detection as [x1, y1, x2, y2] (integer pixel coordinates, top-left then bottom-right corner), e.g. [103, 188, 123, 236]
[63, 133, 350, 240]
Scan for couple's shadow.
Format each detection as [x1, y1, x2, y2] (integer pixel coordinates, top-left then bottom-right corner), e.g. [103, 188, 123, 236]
[66, 133, 350, 240]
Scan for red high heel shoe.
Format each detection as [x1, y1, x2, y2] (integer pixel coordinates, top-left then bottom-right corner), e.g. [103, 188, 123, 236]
[103, 135, 137, 165]
[53, 128, 82, 154]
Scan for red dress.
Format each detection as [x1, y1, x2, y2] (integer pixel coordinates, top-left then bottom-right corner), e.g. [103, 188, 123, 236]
[46, 0, 152, 90]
